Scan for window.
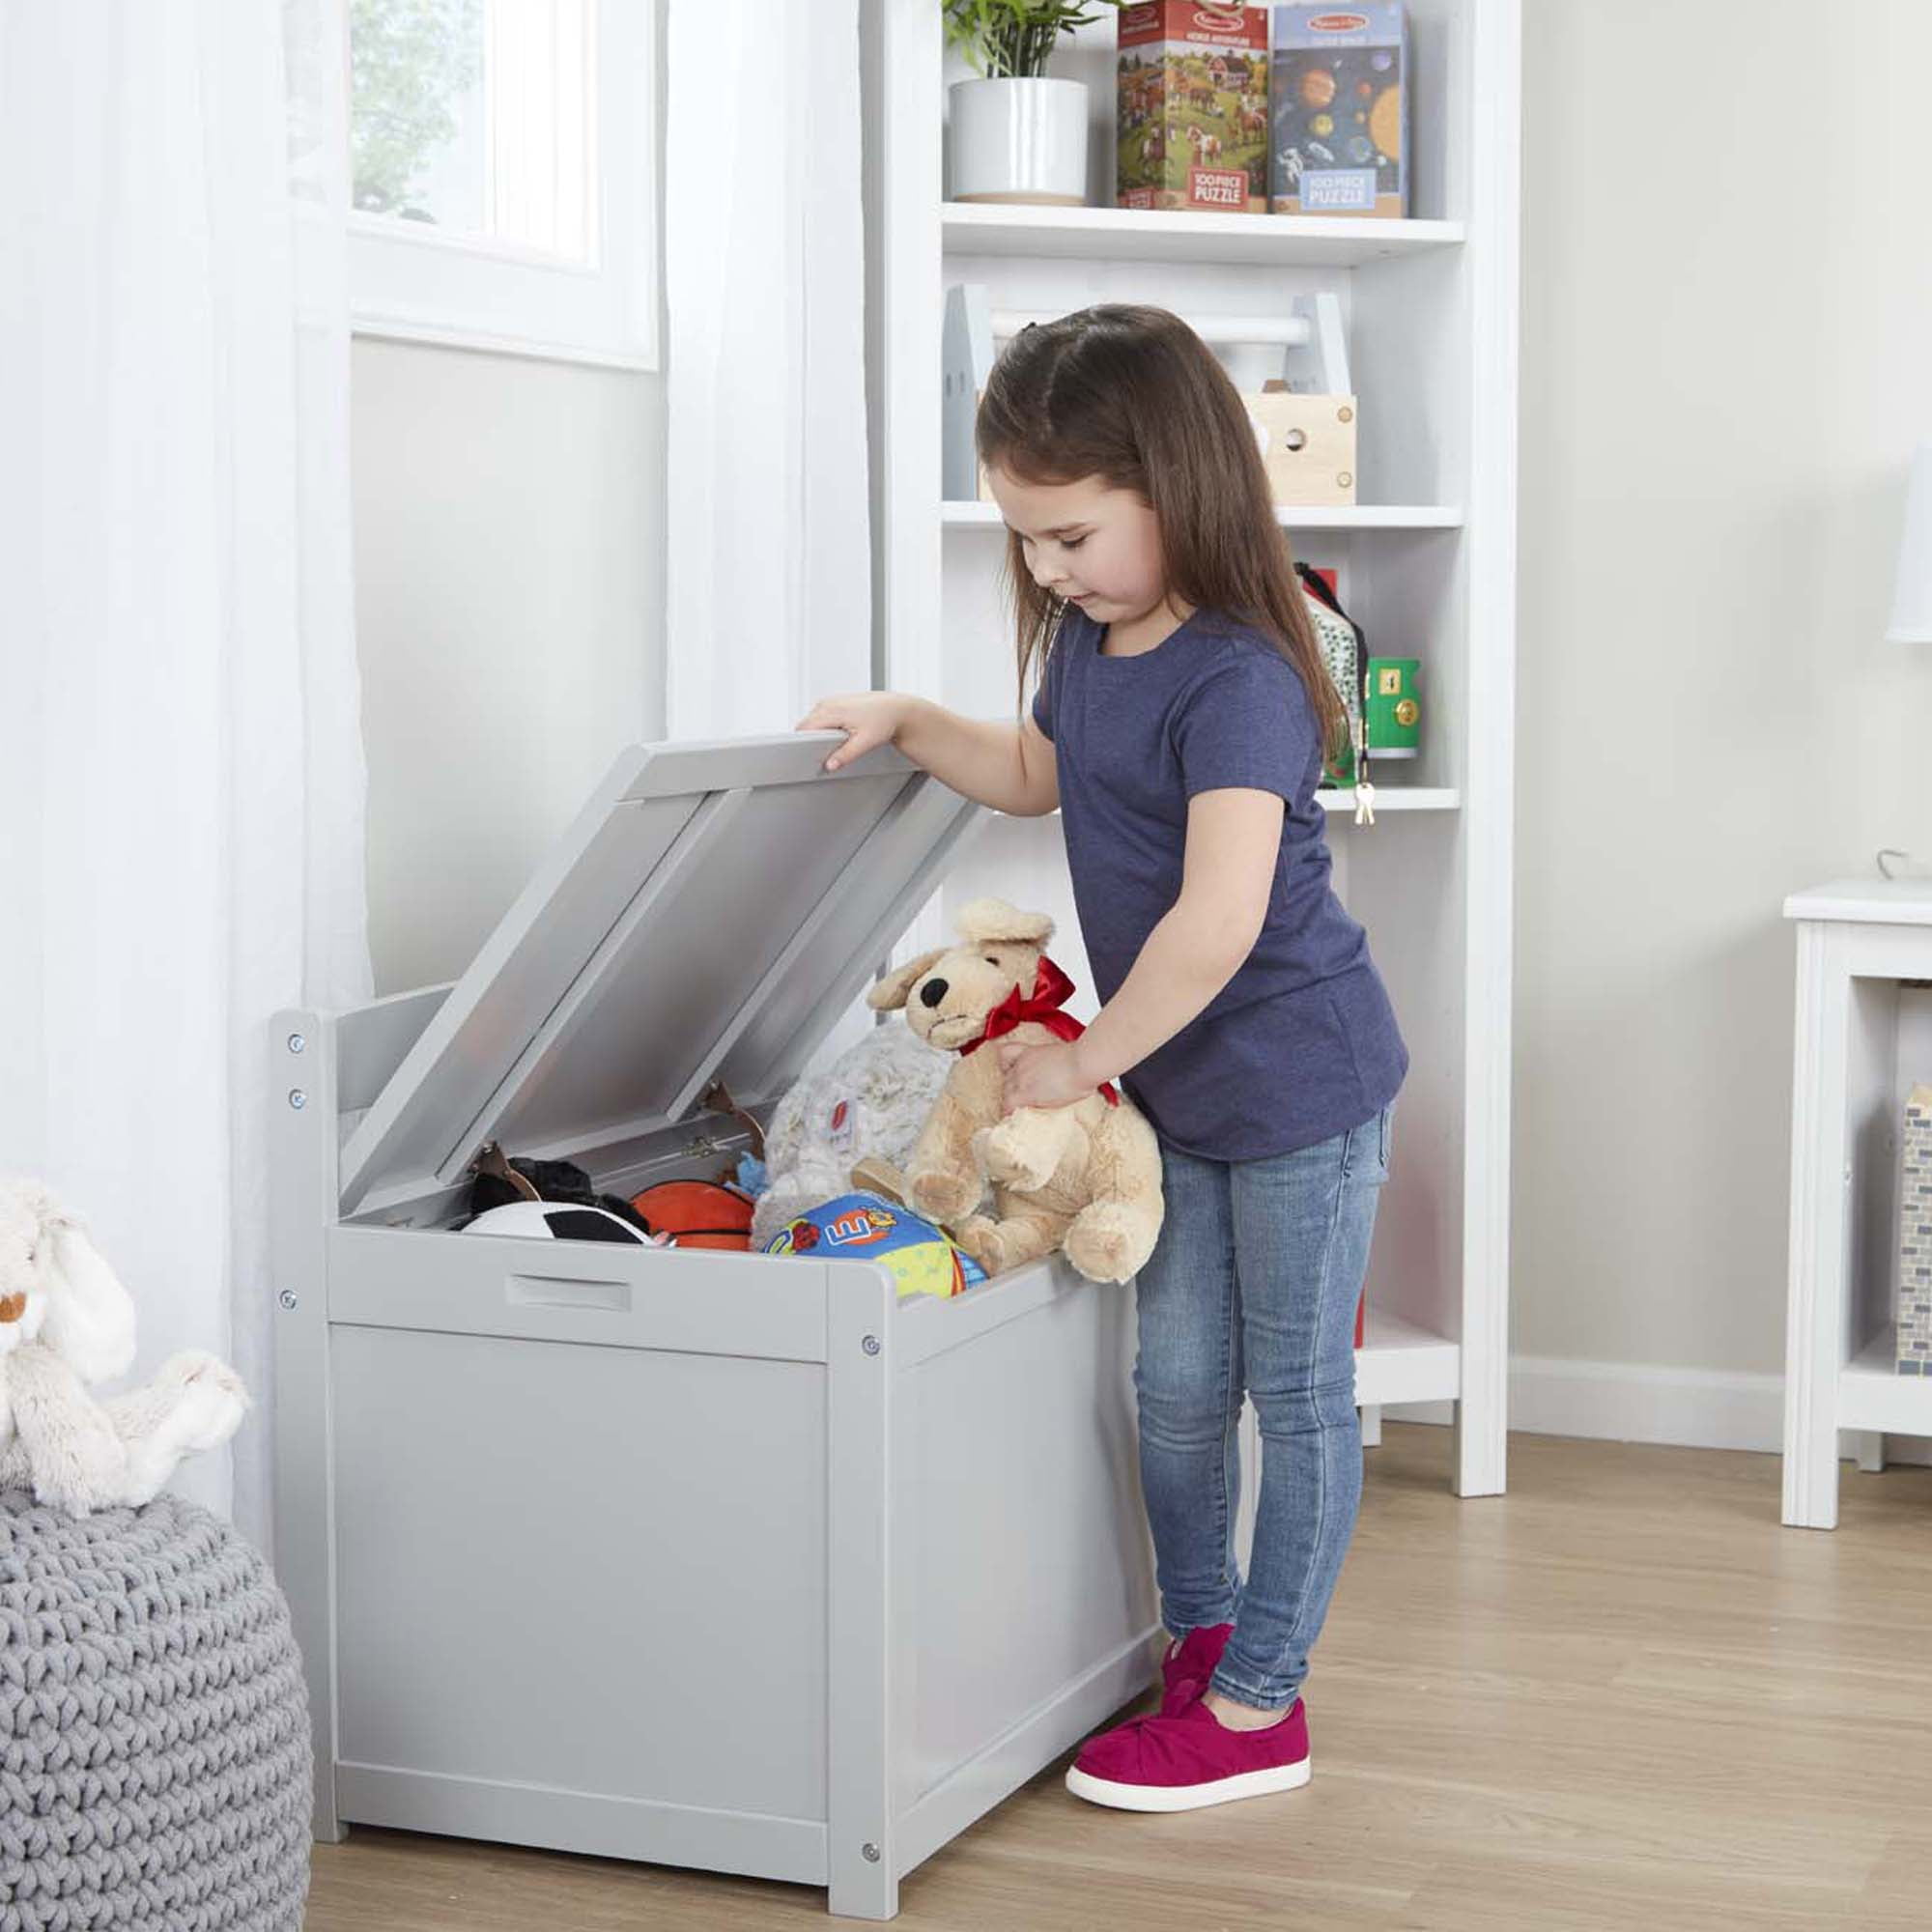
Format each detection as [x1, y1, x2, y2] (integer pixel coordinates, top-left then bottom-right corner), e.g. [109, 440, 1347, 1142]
[347, 0, 657, 368]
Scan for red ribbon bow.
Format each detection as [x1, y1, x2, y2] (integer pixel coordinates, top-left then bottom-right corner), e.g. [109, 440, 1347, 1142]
[958, 954, 1120, 1106]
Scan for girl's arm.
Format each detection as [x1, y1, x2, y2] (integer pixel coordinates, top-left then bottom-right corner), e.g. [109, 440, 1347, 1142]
[1066, 787, 1283, 1091]
[795, 693, 1060, 818]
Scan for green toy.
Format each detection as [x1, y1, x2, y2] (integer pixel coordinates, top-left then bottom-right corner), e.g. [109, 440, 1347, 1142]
[1366, 657, 1421, 758]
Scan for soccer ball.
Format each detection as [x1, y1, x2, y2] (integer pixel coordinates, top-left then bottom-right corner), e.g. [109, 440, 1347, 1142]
[462, 1201, 668, 1245]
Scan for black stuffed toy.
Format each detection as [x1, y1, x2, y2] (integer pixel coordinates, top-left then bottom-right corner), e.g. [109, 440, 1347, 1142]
[458, 1142, 656, 1236]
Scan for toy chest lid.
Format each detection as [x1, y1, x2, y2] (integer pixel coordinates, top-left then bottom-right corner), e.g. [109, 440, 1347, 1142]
[337, 734, 983, 1218]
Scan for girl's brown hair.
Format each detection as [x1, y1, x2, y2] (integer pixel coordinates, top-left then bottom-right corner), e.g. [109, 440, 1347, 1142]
[976, 303, 1345, 767]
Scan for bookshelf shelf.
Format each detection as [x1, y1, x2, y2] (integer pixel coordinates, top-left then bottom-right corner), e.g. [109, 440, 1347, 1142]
[943, 499, 1466, 532]
[941, 200, 1466, 269]
[867, 0, 1521, 1501]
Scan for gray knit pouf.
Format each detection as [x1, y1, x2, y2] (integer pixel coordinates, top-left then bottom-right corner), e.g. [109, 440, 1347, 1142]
[0, 1491, 311, 1931]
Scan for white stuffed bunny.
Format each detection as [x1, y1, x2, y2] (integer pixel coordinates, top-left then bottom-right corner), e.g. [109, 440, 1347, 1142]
[748, 1022, 956, 1251]
[0, 1179, 249, 1517]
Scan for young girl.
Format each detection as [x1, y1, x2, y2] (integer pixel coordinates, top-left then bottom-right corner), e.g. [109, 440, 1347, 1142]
[796, 304, 1406, 1815]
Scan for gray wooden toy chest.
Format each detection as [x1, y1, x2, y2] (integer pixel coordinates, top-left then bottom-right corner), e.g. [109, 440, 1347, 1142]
[268, 734, 1157, 1918]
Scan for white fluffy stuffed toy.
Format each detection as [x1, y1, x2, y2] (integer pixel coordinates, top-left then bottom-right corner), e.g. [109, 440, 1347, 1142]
[0, 1179, 249, 1517]
[748, 1022, 958, 1250]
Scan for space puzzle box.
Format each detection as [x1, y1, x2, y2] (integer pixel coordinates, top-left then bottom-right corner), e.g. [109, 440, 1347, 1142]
[1270, 4, 1409, 217]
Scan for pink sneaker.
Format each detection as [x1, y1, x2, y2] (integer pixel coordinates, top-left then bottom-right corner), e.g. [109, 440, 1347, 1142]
[1065, 1696, 1312, 1812]
[1158, 1622, 1234, 1716]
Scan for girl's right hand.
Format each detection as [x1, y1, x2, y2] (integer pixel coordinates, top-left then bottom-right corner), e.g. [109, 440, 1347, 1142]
[794, 692, 912, 772]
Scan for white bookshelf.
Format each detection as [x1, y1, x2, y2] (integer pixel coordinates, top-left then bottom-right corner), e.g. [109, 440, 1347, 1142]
[1781, 879, 1932, 1526]
[863, 0, 1520, 1499]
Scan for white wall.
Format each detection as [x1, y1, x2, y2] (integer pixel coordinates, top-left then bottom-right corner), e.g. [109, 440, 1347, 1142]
[351, 339, 664, 995]
[343, 1, 1932, 1446]
[1516, 1, 1932, 1400]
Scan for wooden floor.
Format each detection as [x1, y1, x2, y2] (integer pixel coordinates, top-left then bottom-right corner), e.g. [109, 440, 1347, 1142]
[304, 1423, 1932, 1931]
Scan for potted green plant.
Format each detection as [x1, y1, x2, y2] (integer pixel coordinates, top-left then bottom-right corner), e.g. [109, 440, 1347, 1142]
[945, 0, 1127, 206]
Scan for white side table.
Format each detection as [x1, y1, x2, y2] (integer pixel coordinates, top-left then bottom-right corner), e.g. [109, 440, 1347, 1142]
[1782, 877, 1932, 1527]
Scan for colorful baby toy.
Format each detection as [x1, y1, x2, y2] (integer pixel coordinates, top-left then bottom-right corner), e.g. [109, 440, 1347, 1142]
[764, 1192, 986, 1301]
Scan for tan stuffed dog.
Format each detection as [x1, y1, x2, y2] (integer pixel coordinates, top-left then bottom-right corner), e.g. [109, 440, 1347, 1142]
[866, 899, 1164, 1284]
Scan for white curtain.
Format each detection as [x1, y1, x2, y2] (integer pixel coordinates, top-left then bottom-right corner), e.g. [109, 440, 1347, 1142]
[664, 0, 873, 738]
[0, 1, 370, 1545]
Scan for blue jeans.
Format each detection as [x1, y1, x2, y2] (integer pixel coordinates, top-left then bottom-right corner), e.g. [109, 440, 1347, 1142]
[1133, 1105, 1392, 1713]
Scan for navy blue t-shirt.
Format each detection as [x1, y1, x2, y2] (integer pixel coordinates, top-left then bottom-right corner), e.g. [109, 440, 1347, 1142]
[1031, 606, 1407, 1160]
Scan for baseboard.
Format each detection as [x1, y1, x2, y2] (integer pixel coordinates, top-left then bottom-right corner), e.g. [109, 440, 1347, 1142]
[1379, 1357, 1932, 1466]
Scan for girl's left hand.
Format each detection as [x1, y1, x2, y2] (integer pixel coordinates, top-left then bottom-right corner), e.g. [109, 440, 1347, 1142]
[996, 1040, 1094, 1114]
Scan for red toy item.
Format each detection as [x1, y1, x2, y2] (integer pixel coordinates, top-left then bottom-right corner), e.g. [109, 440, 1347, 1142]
[630, 1179, 755, 1251]
[957, 955, 1121, 1106]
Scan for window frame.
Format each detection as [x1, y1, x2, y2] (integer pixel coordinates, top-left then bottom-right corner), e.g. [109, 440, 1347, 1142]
[346, 0, 659, 371]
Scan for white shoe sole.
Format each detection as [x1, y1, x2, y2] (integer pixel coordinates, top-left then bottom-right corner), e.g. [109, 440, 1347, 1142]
[1064, 1754, 1312, 1812]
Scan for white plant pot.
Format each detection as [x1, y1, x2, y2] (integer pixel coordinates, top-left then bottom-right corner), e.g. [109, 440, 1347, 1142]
[949, 77, 1090, 207]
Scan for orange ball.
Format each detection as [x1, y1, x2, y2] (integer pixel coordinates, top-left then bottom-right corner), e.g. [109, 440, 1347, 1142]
[631, 1179, 754, 1251]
